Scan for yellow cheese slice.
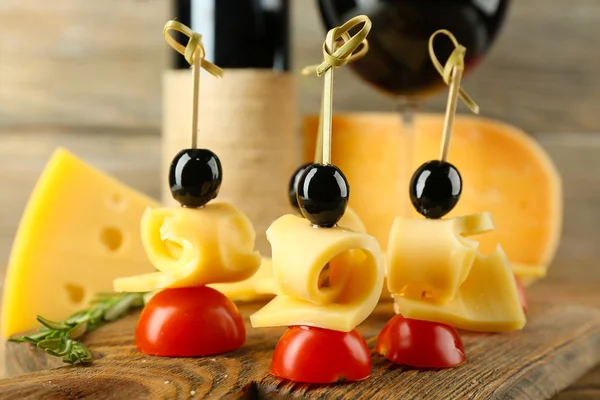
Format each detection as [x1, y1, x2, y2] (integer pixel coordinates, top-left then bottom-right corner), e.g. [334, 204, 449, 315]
[386, 213, 495, 303]
[250, 214, 384, 332]
[1, 148, 159, 337]
[113, 203, 261, 292]
[387, 212, 526, 332]
[511, 263, 546, 287]
[393, 248, 526, 332]
[210, 206, 367, 302]
[209, 257, 276, 301]
[337, 206, 367, 233]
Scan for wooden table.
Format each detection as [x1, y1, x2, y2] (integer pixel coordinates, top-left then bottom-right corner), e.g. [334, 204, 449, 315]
[0, 127, 598, 399]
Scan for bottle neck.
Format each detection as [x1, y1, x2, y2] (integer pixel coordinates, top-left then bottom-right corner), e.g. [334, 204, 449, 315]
[172, 0, 290, 71]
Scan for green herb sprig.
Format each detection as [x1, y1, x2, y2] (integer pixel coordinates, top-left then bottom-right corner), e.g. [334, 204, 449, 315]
[9, 292, 150, 364]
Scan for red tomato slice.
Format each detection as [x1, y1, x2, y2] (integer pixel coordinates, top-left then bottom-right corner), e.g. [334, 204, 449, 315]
[376, 314, 465, 368]
[271, 326, 371, 383]
[515, 277, 528, 314]
[135, 286, 245, 357]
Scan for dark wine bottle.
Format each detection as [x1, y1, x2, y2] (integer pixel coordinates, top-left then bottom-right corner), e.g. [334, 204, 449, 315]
[173, 0, 289, 70]
[318, 0, 509, 98]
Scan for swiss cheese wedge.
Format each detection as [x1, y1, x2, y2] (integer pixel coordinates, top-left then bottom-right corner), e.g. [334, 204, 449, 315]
[303, 113, 562, 283]
[1, 149, 159, 337]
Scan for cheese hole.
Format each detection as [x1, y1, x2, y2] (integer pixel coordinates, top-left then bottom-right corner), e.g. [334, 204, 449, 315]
[65, 283, 85, 304]
[107, 193, 126, 211]
[400, 283, 435, 300]
[110, 193, 122, 205]
[100, 227, 123, 252]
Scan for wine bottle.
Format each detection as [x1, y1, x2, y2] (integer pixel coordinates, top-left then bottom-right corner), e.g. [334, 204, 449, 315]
[163, 0, 295, 255]
[172, 0, 289, 70]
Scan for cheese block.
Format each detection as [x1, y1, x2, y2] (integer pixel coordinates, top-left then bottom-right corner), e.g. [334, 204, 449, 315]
[113, 203, 261, 292]
[1, 148, 159, 337]
[386, 213, 495, 303]
[387, 212, 526, 332]
[210, 206, 367, 301]
[303, 113, 562, 283]
[250, 215, 384, 332]
[393, 248, 526, 332]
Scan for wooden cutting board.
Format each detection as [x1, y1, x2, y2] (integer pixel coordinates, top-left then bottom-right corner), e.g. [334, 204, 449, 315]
[2, 287, 600, 400]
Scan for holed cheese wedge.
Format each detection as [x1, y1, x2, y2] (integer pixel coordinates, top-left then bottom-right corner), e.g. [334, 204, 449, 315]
[387, 213, 526, 332]
[210, 206, 367, 301]
[250, 215, 384, 332]
[113, 203, 261, 292]
[1, 148, 159, 337]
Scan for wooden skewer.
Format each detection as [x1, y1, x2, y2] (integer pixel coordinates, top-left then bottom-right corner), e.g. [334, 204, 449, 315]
[428, 29, 480, 163]
[191, 49, 201, 149]
[321, 33, 335, 165]
[301, 16, 371, 165]
[163, 20, 224, 149]
[314, 38, 349, 164]
[439, 64, 463, 162]
[314, 96, 324, 164]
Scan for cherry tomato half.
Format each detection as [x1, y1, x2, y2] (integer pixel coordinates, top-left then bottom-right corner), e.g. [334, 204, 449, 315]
[135, 286, 245, 357]
[271, 326, 371, 383]
[376, 314, 465, 368]
[515, 277, 528, 314]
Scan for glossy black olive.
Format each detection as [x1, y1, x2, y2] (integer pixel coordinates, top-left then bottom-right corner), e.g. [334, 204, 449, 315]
[288, 162, 313, 209]
[409, 160, 462, 219]
[297, 163, 349, 227]
[169, 148, 222, 207]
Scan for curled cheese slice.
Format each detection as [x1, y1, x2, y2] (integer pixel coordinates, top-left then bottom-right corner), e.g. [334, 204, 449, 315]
[209, 257, 276, 301]
[386, 212, 495, 303]
[113, 202, 261, 292]
[393, 247, 526, 332]
[250, 214, 384, 332]
[211, 206, 368, 302]
[337, 206, 367, 233]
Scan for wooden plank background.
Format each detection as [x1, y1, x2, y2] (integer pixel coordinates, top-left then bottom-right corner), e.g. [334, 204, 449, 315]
[1, 0, 600, 133]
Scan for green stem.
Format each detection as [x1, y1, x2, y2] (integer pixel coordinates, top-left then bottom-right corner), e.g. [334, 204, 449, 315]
[9, 292, 147, 364]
